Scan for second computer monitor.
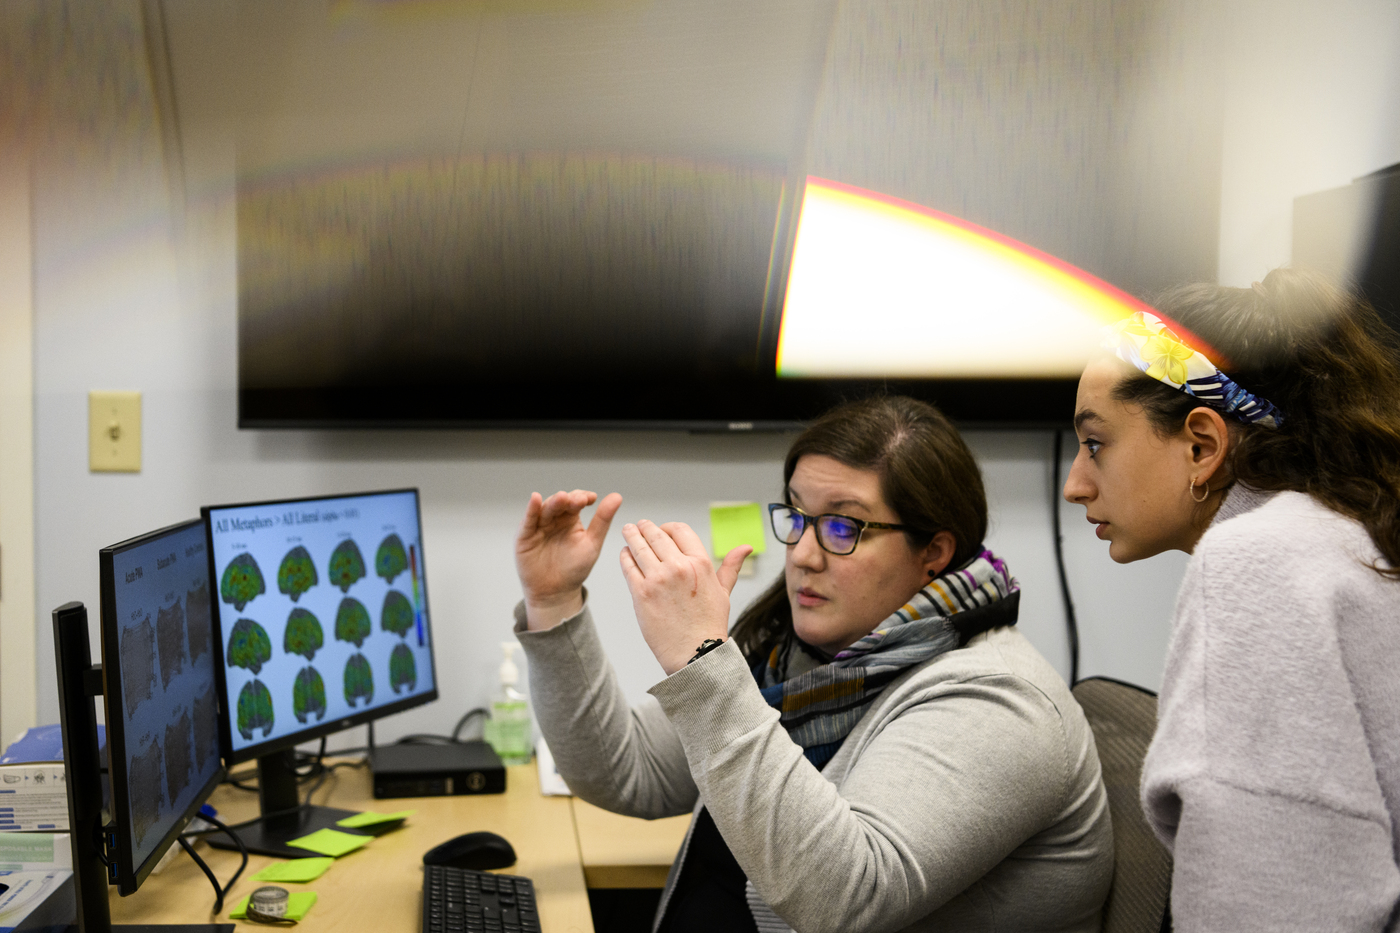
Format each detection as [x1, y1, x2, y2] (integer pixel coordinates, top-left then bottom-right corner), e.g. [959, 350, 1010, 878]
[99, 518, 224, 895]
[203, 489, 439, 763]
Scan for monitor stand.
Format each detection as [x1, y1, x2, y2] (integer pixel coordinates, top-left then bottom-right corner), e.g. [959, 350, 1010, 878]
[205, 749, 361, 859]
[53, 601, 233, 933]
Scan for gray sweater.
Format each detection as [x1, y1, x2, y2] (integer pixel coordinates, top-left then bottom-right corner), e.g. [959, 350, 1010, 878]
[1142, 487, 1400, 931]
[515, 603, 1113, 933]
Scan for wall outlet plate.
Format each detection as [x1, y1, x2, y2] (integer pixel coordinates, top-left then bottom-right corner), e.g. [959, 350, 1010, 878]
[89, 391, 141, 472]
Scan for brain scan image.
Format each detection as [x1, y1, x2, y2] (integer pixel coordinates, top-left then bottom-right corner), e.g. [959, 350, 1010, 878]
[376, 534, 409, 584]
[186, 582, 213, 662]
[155, 601, 188, 690]
[277, 546, 318, 602]
[127, 737, 164, 847]
[380, 590, 414, 638]
[119, 615, 157, 719]
[221, 553, 266, 611]
[390, 643, 418, 693]
[328, 540, 366, 593]
[343, 653, 374, 707]
[226, 618, 272, 674]
[335, 597, 372, 648]
[236, 679, 275, 740]
[163, 710, 194, 804]
[283, 607, 324, 661]
[293, 666, 328, 723]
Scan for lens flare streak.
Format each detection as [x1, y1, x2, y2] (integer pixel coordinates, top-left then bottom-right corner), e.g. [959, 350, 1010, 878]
[776, 177, 1157, 379]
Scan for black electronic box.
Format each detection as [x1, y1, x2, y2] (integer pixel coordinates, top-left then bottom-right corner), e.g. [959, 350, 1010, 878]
[370, 741, 506, 798]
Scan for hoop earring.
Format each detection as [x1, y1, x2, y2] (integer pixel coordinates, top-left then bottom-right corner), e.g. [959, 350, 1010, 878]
[1189, 478, 1209, 503]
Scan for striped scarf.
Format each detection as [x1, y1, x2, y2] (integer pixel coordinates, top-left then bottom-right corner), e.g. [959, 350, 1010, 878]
[755, 548, 1019, 770]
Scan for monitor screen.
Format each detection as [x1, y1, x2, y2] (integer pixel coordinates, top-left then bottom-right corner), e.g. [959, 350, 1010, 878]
[99, 518, 223, 893]
[203, 489, 438, 763]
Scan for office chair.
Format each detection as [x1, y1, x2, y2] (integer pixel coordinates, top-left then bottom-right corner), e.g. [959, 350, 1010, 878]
[1072, 677, 1172, 933]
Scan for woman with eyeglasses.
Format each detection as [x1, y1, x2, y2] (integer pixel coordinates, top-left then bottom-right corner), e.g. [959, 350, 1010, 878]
[514, 396, 1112, 933]
[1063, 269, 1400, 931]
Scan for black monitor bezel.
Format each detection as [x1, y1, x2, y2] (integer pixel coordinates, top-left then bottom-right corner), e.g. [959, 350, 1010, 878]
[200, 487, 440, 765]
[99, 517, 227, 896]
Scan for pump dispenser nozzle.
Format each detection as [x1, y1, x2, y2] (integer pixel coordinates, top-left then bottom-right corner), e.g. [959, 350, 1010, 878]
[499, 642, 520, 687]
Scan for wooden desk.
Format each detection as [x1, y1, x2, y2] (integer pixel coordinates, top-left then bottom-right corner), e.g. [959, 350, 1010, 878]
[569, 799, 688, 890]
[108, 764, 592, 933]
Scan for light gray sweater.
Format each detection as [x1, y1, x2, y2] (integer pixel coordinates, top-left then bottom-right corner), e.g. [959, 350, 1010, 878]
[1142, 486, 1400, 931]
[515, 602, 1113, 933]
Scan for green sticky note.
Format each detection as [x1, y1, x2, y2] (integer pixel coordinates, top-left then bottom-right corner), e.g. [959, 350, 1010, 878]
[229, 891, 319, 920]
[284, 828, 372, 858]
[251, 856, 335, 883]
[335, 809, 415, 829]
[710, 502, 767, 558]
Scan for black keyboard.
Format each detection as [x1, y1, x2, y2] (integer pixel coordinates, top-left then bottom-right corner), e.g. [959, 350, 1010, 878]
[422, 865, 542, 933]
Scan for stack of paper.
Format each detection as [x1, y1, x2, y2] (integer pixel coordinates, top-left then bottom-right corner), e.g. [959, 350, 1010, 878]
[536, 738, 571, 797]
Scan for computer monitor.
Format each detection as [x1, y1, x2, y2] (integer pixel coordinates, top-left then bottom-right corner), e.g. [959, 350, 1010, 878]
[98, 519, 225, 896]
[201, 488, 439, 856]
[50, 521, 230, 933]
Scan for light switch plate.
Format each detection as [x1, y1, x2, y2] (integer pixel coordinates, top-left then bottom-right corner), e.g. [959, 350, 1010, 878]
[89, 391, 141, 472]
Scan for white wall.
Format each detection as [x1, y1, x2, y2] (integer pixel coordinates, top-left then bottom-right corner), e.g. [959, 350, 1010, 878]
[1217, 0, 1400, 285]
[45, 0, 1400, 746]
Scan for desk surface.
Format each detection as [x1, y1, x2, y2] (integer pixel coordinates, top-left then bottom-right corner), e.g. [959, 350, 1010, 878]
[108, 764, 593, 933]
[570, 799, 687, 890]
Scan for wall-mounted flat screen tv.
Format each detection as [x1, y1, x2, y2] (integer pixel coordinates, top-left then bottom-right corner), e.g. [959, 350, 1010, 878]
[227, 0, 1163, 430]
[238, 169, 1154, 429]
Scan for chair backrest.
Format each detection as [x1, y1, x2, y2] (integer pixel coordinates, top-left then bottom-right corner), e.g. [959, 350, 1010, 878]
[1072, 677, 1172, 933]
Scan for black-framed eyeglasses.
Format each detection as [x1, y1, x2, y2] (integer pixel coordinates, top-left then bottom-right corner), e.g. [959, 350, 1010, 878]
[767, 503, 914, 556]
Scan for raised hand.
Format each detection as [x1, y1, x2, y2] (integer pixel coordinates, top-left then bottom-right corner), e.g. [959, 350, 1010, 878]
[619, 520, 752, 675]
[516, 489, 623, 630]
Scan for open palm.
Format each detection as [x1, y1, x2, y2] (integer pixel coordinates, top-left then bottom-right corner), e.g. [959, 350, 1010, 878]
[515, 489, 623, 629]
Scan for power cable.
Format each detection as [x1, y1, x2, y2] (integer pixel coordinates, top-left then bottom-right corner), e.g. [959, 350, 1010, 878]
[1052, 430, 1081, 685]
[179, 812, 248, 914]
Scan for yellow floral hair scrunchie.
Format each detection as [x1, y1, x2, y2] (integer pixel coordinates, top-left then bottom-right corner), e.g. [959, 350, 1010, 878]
[1103, 311, 1284, 427]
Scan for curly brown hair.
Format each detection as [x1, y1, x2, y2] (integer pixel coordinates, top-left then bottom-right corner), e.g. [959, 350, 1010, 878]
[1114, 267, 1400, 577]
[728, 395, 988, 661]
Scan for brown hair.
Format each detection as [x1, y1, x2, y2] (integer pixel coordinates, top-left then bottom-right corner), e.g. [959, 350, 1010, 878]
[729, 395, 988, 660]
[1114, 267, 1400, 577]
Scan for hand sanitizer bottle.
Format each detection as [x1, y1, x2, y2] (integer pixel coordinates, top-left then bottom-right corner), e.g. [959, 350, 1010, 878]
[483, 642, 532, 765]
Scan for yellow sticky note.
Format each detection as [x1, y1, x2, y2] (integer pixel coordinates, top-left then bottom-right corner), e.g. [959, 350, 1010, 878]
[285, 828, 371, 858]
[251, 857, 334, 883]
[336, 810, 415, 829]
[709, 502, 768, 558]
[230, 891, 319, 920]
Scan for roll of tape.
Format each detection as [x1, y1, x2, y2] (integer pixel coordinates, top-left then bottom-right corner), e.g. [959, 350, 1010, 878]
[250, 885, 291, 918]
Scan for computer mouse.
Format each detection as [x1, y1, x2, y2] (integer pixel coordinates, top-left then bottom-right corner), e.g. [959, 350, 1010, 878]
[422, 831, 518, 871]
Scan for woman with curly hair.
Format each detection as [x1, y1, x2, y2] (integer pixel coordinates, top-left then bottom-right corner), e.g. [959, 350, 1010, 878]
[1064, 268, 1400, 930]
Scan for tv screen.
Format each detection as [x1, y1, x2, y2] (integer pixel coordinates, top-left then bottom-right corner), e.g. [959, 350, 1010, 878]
[229, 0, 1157, 429]
[239, 172, 1154, 428]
